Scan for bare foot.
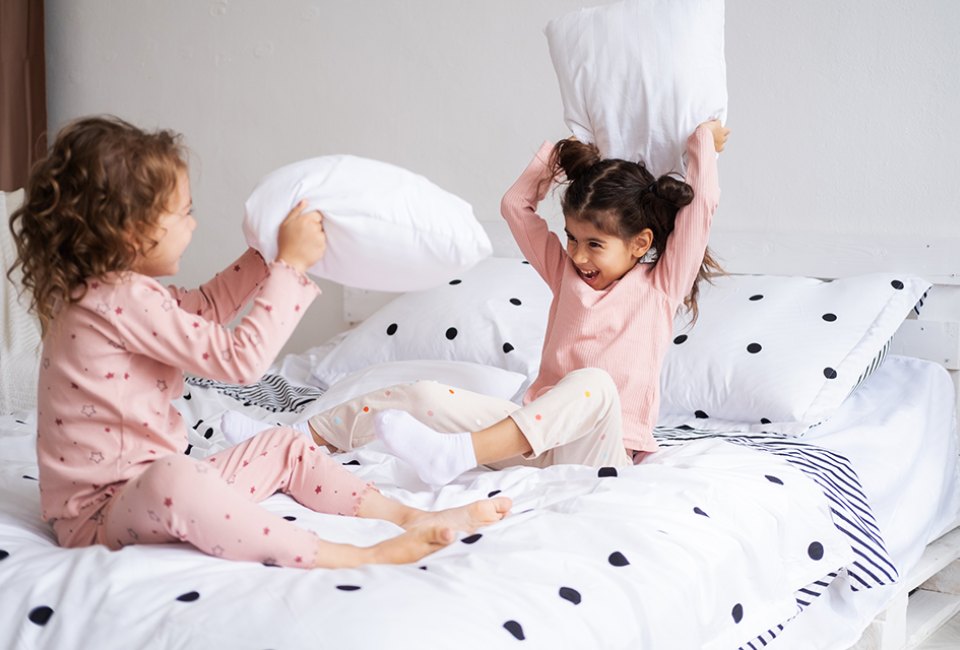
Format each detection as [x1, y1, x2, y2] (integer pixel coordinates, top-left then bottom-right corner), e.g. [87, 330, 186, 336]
[403, 496, 512, 533]
[367, 526, 456, 565]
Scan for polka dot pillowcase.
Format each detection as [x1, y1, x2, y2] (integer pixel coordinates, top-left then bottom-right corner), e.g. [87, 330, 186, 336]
[657, 273, 931, 435]
[309, 257, 552, 393]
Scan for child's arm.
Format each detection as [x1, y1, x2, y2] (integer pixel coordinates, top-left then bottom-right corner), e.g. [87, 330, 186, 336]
[650, 122, 724, 304]
[167, 248, 270, 324]
[118, 261, 320, 385]
[500, 142, 567, 291]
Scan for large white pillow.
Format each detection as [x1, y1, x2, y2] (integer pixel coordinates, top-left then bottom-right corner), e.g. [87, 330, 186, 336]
[243, 155, 492, 292]
[658, 273, 931, 435]
[0, 189, 42, 414]
[309, 257, 552, 392]
[545, 0, 727, 176]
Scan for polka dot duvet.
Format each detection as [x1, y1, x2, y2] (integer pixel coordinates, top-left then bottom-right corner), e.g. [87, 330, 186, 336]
[0, 374, 901, 650]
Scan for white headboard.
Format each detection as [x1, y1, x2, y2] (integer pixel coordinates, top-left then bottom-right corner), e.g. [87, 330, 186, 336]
[344, 222, 960, 406]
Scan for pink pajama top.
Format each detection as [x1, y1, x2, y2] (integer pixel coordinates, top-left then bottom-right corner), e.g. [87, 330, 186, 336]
[499, 127, 719, 453]
[35, 249, 320, 547]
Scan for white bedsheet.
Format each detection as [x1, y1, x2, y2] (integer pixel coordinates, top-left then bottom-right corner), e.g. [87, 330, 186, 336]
[0, 355, 954, 650]
[767, 355, 960, 649]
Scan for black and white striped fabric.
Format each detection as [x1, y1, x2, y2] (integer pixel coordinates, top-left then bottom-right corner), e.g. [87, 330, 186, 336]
[655, 425, 897, 649]
[185, 373, 324, 414]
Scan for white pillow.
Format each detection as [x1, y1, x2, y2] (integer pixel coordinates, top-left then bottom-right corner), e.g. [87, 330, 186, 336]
[0, 189, 42, 414]
[243, 155, 492, 292]
[545, 0, 727, 176]
[658, 273, 931, 435]
[310, 257, 552, 392]
[301, 360, 526, 417]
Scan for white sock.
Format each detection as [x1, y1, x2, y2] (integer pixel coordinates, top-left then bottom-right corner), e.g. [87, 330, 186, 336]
[373, 409, 477, 486]
[220, 411, 310, 446]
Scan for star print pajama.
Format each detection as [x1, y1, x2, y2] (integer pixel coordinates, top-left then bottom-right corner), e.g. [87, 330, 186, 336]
[36, 249, 375, 568]
[95, 427, 372, 568]
[309, 367, 633, 469]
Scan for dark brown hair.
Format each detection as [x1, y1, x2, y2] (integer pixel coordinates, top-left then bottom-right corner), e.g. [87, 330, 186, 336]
[8, 115, 187, 334]
[552, 138, 722, 320]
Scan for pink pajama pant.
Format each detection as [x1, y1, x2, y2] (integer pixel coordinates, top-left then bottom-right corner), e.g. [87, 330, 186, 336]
[95, 427, 371, 568]
[310, 367, 635, 469]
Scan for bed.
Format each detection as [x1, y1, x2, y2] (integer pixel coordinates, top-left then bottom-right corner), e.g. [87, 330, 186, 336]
[2, 211, 959, 649]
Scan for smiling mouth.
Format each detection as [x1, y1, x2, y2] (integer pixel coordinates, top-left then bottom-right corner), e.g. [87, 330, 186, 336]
[578, 268, 600, 281]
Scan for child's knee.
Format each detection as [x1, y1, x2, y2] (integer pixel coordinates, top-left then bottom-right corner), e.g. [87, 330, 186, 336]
[135, 454, 213, 501]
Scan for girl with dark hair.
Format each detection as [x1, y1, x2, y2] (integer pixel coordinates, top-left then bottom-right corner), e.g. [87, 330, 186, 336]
[9, 115, 510, 568]
[359, 121, 729, 485]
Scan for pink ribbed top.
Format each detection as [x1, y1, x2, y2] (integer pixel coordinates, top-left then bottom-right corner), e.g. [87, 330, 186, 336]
[499, 127, 719, 452]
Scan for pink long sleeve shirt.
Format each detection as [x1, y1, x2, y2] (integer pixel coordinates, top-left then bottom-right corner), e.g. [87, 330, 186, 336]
[36, 248, 320, 547]
[500, 127, 719, 453]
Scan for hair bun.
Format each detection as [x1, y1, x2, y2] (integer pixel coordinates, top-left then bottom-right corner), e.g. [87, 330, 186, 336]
[553, 139, 601, 183]
[652, 175, 694, 208]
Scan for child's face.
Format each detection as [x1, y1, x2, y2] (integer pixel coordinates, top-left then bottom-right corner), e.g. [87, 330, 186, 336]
[131, 169, 196, 277]
[564, 216, 652, 290]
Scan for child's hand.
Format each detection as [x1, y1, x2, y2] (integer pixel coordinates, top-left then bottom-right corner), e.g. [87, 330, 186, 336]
[700, 120, 730, 153]
[277, 200, 327, 274]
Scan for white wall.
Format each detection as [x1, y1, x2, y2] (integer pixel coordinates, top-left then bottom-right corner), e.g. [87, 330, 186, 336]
[45, 1, 960, 356]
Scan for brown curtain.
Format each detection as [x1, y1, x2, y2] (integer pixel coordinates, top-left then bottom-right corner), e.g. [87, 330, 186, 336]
[1, 0, 46, 191]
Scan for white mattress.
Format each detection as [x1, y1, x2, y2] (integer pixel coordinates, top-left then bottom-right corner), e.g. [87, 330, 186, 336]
[0, 354, 955, 650]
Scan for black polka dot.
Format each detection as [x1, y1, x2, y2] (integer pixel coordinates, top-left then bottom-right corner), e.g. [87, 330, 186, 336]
[746, 343, 762, 354]
[28, 606, 54, 626]
[521, 260, 530, 265]
[598, 467, 618, 478]
[891, 280, 904, 290]
[0, 550, 8, 561]
[184, 444, 194, 455]
[608, 551, 630, 566]
[693, 507, 709, 517]
[808, 541, 824, 560]
[509, 298, 522, 306]
[283, 515, 297, 521]
[823, 367, 837, 379]
[673, 334, 688, 345]
[749, 294, 763, 301]
[445, 327, 458, 340]
[342, 459, 361, 466]
[677, 425, 693, 431]
[183, 392, 192, 400]
[203, 427, 213, 439]
[502, 342, 514, 354]
[22, 474, 37, 480]
[418, 566, 428, 570]
[488, 489, 502, 497]
[176, 591, 200, 602]
[336, 585, 362, 591]
[461, 533, 483, 545]
[449, 279, 462, 285]
[503, 620, 525, 640]
[822, 313, 837, 322]
[732, 603, 744, 623]
[694, 410, 709, 419]
[386, 323, 398, 336]
[559, 587, 582, 605]
[765, 475, 783, 485]
[760, 418, 771, 425]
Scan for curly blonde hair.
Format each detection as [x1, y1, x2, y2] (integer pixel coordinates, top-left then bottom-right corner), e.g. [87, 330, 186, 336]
[8, 115, 187, 334]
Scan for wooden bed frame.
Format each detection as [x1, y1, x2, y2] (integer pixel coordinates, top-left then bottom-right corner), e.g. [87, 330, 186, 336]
[343, 224, 960, 650]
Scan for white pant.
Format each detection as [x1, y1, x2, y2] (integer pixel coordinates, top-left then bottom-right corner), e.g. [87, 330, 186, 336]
[309, 367, 632, 470]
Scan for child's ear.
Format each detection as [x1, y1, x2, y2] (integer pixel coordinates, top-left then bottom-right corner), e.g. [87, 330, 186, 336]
[630, 228, 654, 259]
